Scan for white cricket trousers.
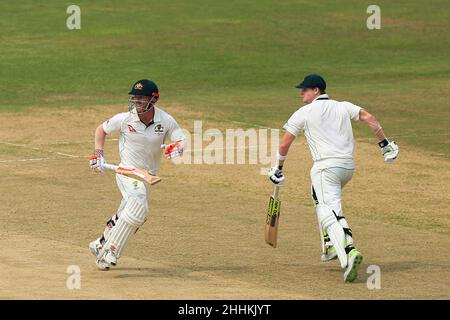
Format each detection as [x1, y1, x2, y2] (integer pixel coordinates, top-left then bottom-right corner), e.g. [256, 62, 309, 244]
[116, 173, 151, 212]
[310, 164, 354, 246]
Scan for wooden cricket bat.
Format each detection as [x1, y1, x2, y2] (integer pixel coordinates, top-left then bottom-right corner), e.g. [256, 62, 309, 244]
[103, 163, 161, 185]
[265, 185, 281, 248]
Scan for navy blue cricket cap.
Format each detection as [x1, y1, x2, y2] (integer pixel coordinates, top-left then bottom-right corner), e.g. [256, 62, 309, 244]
[129, 79, 159, 97]
[295, 74, 326, 91]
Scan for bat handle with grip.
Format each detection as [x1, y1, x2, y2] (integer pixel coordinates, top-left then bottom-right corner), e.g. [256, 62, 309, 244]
[273, 185, 281, 199]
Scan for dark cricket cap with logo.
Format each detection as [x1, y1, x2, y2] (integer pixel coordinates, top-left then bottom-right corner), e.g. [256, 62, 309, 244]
[295, 74, 326, 91]
[129, 79, 159, 97]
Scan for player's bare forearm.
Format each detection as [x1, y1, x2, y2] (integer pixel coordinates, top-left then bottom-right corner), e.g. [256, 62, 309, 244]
[359, 109, 386, 141]
[278, 131, 296, 168]
[94, 125, 107, 152]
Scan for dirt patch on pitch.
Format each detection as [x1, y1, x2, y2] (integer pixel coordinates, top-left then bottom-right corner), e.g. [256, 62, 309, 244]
[0, 106, 449, 299]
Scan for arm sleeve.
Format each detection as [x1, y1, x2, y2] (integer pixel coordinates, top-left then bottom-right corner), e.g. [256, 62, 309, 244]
[342, 102, 362, 121]
[165, 116, 186, 142]
[102, 112, 128, 134]
[282, 108, 305, 137]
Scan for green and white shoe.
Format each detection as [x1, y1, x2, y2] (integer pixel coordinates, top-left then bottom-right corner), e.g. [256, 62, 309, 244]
[321, 245, 338, 262]
[344, 249, 363, 283]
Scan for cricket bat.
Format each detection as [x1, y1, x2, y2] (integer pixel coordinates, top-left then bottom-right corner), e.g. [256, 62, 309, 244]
[103, 163, 161, 185]
[265, 185, 281, 248]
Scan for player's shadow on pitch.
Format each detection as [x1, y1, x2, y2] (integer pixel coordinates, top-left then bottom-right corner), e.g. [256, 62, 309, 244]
[323, 260, 425, 274]
[377, 261, 422, 273]
[113, 266, 249, 279]
[321, 261, 428, 284]
[374, 261, 450, 273]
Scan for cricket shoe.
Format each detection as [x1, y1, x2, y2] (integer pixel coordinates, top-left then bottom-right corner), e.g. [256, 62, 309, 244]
[89, 238, 103, 258]
[104, 250, 117, 266]
[100, 246, 118, 267]
[344, 248, 363, 283]
[95, 248, 117, 271]
[95, 258, 111, 271]
[321, 245, 338, 262]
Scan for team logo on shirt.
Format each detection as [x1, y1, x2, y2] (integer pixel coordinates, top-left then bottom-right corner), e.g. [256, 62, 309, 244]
[128, 125, 137, 133]
[154, 124, 164, 134]
[134, 83, 143, 90]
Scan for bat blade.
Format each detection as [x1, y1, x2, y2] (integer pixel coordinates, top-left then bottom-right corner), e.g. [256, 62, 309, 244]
[265, 187, 281, 248]
[103, 163, 161, 185]
[116, 167, 161, 185]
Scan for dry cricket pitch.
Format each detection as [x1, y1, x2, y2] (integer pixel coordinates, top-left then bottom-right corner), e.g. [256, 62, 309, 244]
[1, 105, 449, 299]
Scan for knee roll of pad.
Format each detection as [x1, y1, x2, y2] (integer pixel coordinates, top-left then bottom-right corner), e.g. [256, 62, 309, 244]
[121, 197, 148, 228]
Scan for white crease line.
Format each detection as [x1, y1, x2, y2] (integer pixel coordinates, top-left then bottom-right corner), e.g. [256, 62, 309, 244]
[208, 117, 270, 129]
[3, 131, 449, 149]
[0, 141, 79, 158]
[0, 157, 54, 163]
[1, 142, 29, 148]
[359, 133, 450, 140]
[55, 152, 79, 158]
[29, 138, 119, 146]
[1, 123, 448, 164]
[187, 144, 274, 152]
[0, 144, 277, 164]
[0, 155, 85, 163]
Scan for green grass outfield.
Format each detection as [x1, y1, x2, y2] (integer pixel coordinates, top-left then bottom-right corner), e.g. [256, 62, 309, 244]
[1, 0, 449, 156]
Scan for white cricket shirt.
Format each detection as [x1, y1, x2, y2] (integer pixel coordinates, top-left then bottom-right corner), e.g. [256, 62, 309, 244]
[102, 106, 185, 174]
[283, 94, 362, 168]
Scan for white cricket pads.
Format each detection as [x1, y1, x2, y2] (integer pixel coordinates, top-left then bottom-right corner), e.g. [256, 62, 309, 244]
[316, 204, 347, 268]
[100, 197, 148, 262]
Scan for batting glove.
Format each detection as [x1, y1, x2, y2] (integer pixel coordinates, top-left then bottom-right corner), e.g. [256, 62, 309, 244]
[379, 139, 399, 162]
[89, 150, 105, 172]
[268, 166, 285, 185]
[162, 142, 184, 160]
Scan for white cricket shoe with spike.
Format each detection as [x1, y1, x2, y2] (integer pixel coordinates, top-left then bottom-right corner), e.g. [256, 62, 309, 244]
[89, 238, 103, 258]
[95, 258, 111, 271]
[103, 249, 118, 266]
[94, 249, 117, 271]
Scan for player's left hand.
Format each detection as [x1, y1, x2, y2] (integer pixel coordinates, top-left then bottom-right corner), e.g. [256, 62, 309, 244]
[161, 141, 184, 160]
[268, 166, 285, 185]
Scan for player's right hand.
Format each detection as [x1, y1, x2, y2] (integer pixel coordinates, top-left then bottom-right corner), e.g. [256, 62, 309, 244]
[378, 139, 399, 162]
[268, 166, 285, 185]
[89, 154, 105, 172]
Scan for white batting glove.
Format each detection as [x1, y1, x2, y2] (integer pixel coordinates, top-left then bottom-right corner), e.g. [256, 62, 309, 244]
[89, 150, 105, 172]
[268, 166, 285, 185]
[379, 139, 399, 162]
[161, 142, 184, 160]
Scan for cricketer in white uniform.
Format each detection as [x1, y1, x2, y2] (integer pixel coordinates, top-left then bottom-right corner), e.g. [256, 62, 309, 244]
[268, 74, 399, 282]
[88, 79, 185, 270]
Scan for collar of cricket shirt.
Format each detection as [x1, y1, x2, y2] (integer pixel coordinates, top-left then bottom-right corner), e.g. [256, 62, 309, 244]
[132, 106, 162, 124]
[314, 94, 329, 101]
